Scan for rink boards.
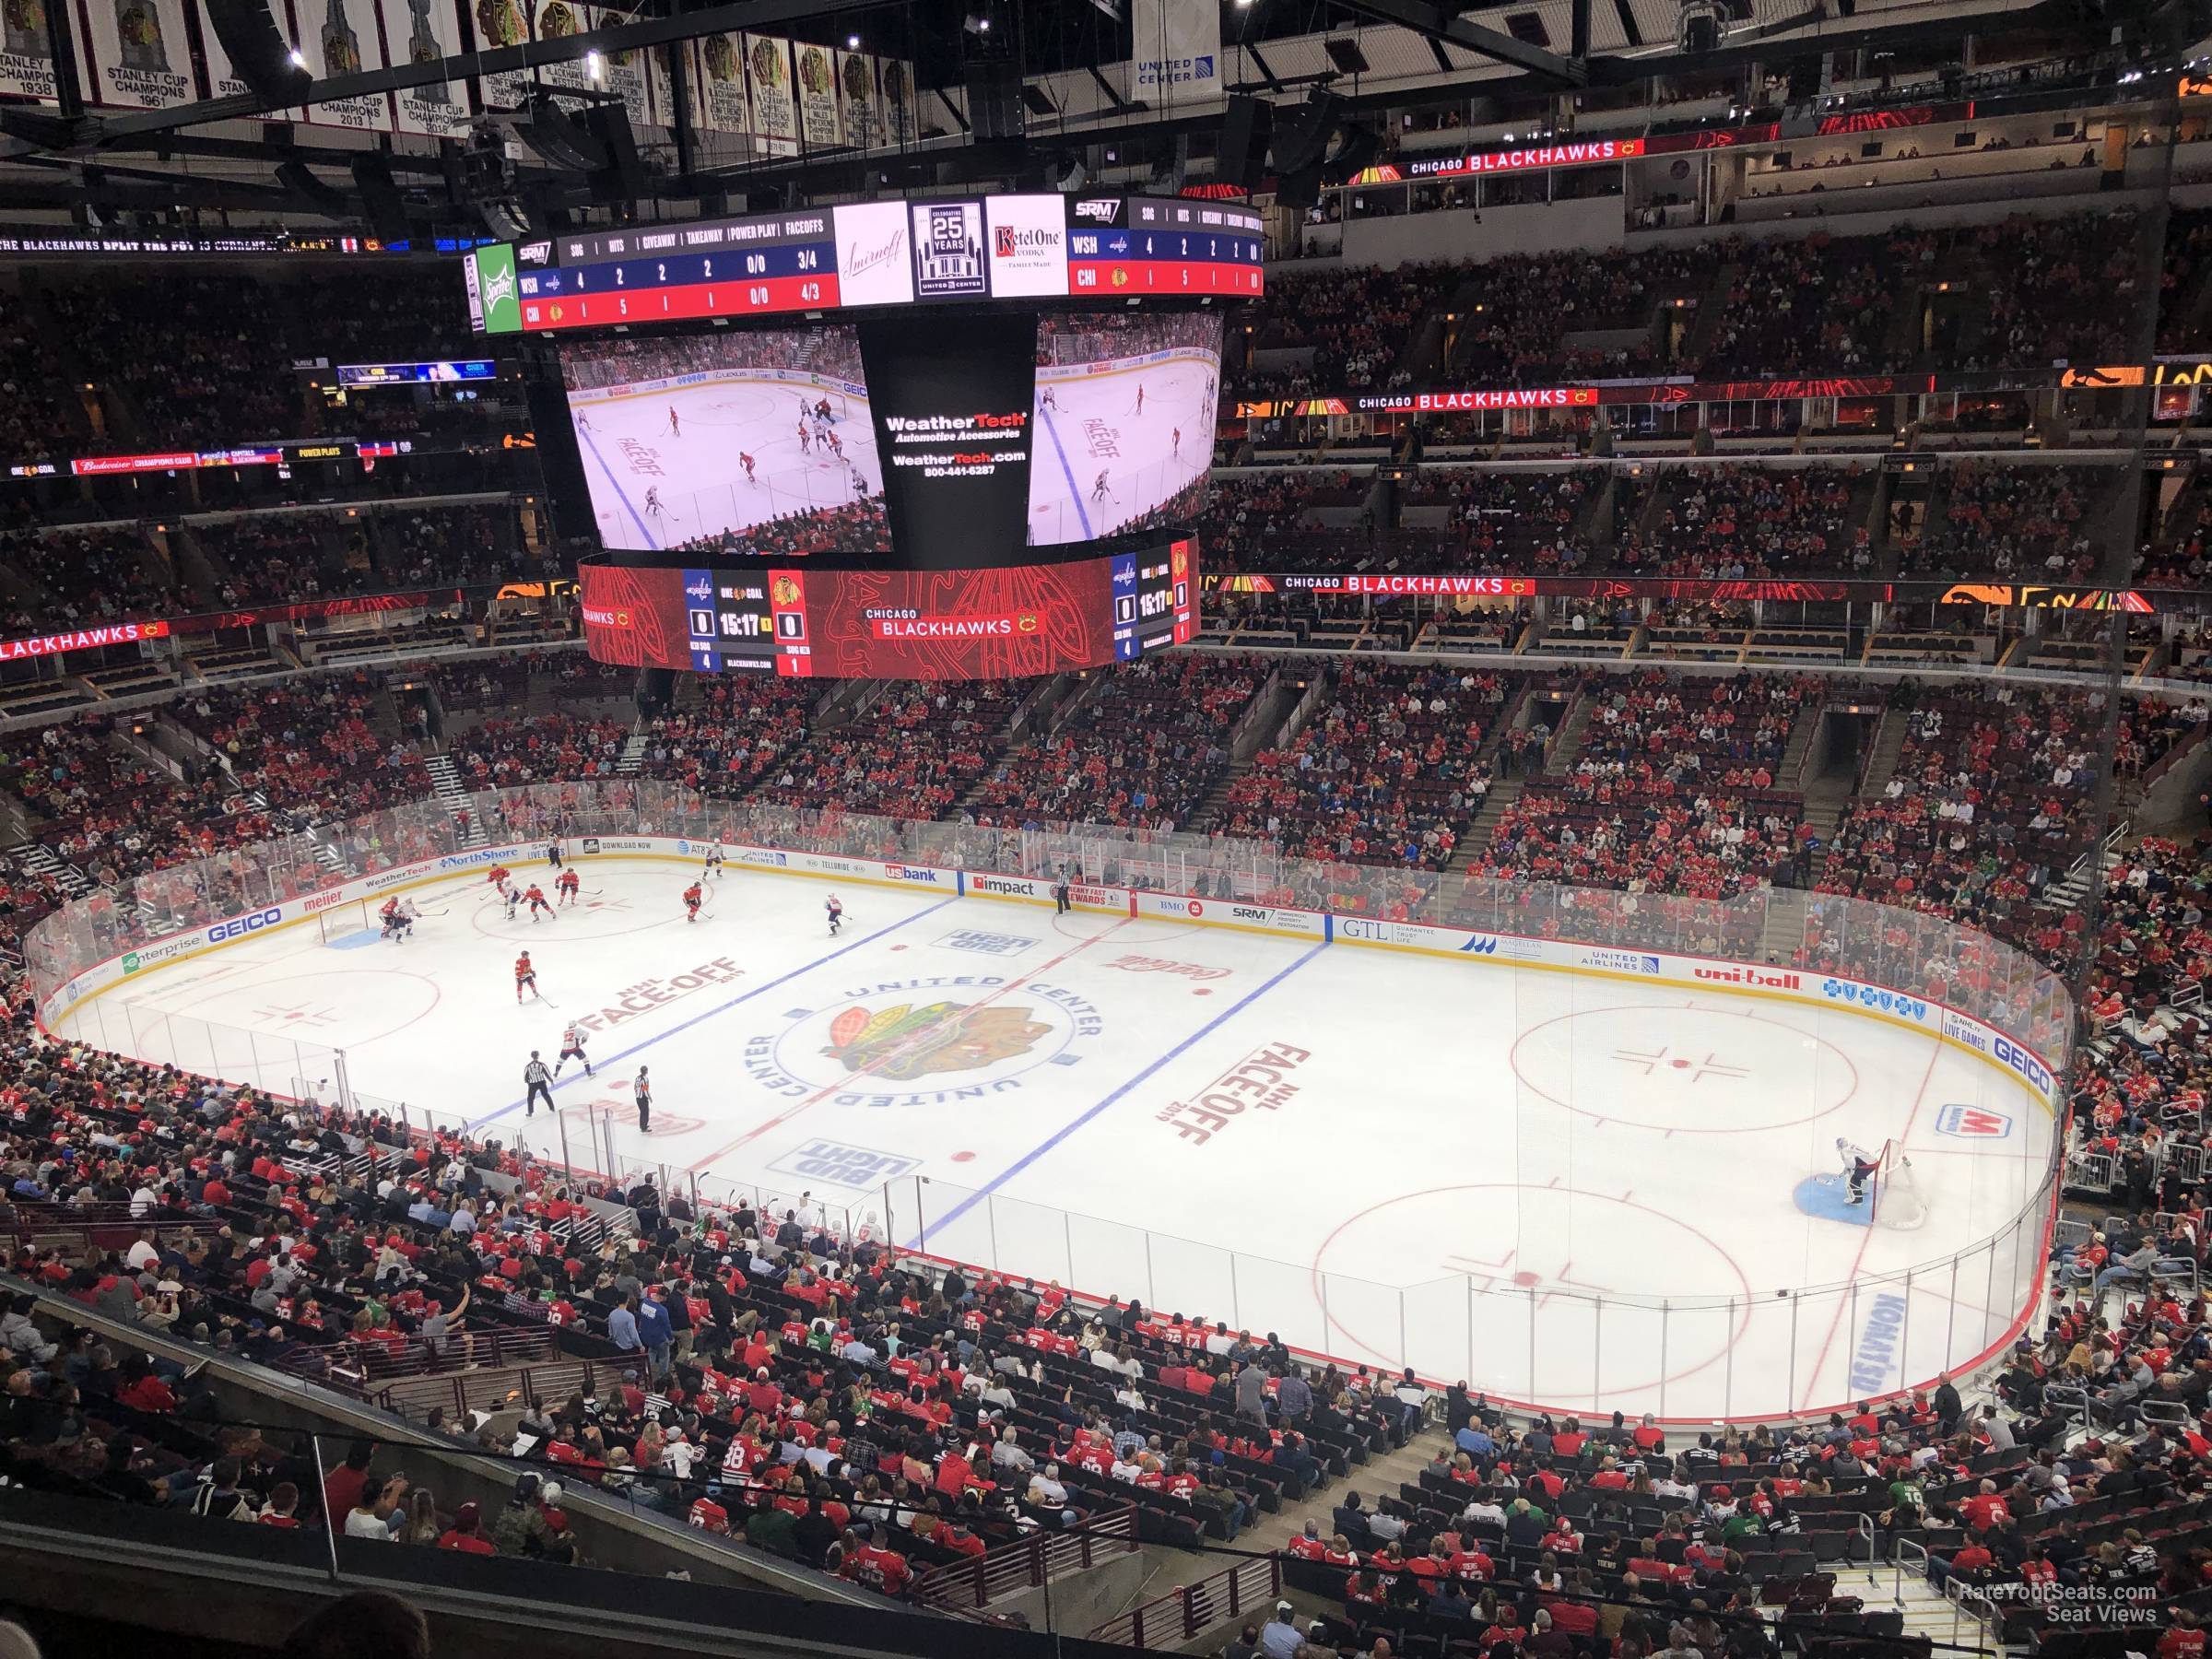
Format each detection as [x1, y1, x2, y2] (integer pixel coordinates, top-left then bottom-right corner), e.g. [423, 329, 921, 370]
[41, 833, 2064, 1119]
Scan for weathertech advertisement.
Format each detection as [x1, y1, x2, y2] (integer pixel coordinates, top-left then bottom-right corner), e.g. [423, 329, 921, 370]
[855, 312, 1037, 570]
[576, 542, 1196, 679]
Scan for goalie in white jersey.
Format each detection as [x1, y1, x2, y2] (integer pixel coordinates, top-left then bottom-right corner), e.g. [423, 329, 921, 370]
[1837, 1137, 1880, 1206]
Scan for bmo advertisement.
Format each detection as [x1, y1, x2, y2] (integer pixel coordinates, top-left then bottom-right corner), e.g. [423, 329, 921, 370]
[577, 538, 1197, 680]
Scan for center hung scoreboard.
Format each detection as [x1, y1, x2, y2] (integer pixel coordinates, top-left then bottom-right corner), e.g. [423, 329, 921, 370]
[470, 194, 1263, 681]
[465, 194, 1265, 332]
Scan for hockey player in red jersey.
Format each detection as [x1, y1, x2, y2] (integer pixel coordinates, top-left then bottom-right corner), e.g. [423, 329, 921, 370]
[557, 868, 582, 905]
[515, 951, 539, 1004]
[684, 882, 704, 924]
[524, 883, 554, 922]
[488, 865, 511, 892]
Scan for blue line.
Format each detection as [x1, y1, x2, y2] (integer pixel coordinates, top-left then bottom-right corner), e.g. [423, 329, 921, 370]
[1039, 400, 1095, 542]
[575, 418, 663, 551]
[919, 937, 1329, 1245]
[464, 896, 958, 1133]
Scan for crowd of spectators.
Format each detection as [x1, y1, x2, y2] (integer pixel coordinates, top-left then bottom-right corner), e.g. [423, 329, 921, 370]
[1449, 245, 1722, 384]
[1234, 265, 1460, 396]
[446, 712, 633, 790]
[166, 676, 432, 828]
[1195, 472, 1373, 572]
[375, 505, 537, 592]
[0, 526, 184, 623]
[753, 681, 1025, 822]
[37, 269, 473, 453]
[0, 994, 1412, 1596]
[195, 515, 364, 608]
[672, 497, 891, 560]
[45, 276, 301, 448]
[620, 677, 813, 796]
[1213, 664, 1510, 869]
[1699, 229, 1927, 380]
[1902, 464, 2102, 581]
[1398, 469, 1597, 576]
[1814, 688, 2208, 967]
[1459, 673, 1818, 901]
[1960, 211, 2147, 372]
[0, 719, 202, 836]
[1618, 466, 1873, 579]
[968, 654, 1262, 831]
[0, 292, 86, 461]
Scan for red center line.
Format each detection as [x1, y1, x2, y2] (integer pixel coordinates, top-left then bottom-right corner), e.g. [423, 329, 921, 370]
[680, 915, 1139, 1175]
[1794, 1035, 1945, 1412]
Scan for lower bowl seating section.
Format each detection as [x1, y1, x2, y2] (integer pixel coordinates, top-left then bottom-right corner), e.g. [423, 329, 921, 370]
[1213, 665, 1518, 869]
[968, 654, 1264, 830]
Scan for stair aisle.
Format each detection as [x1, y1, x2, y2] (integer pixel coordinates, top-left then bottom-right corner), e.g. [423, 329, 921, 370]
[424, 753, 485, 847]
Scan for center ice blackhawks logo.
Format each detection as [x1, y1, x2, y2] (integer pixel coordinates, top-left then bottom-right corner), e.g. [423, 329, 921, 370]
[743, 976, 1102, 1107]
[823, 1000, 1050, 1079]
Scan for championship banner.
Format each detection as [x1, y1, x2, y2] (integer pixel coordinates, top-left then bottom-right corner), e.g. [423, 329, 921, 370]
[645, 37, 674, 127]
[473, 0, 530, 109]
[0, 0, 60, 102]
[390, 0, 469, 136]
[792, 38, 841, 147]
[194, 0, 283, 102]
[291, 0, 394, 130]
[531, 0, 594, 108]
[77, 0, 194, 108]
[880, 58, 916, 145]
[838, 49, 883, 148]
[746, 31, 798, 155]
[592, 4, 653, 128]
[690, 30, 749, 130]
[1131, 0, 1219, 107]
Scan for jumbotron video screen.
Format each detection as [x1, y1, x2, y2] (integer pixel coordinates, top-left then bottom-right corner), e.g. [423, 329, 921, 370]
[559, 308, 1222, 559]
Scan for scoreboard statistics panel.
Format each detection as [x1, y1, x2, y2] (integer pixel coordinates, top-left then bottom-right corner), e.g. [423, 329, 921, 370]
[481, 195, 1264, 333]
[580, 537, 1197, 680]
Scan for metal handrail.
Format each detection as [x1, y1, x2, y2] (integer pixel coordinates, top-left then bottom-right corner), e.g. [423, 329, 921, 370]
[1087, 1554, 1282, 1651]
[911, 1503, 1140, 1615]
[1893, 1537, 1930, 1611]
[1945, 1577, 2002, 1656]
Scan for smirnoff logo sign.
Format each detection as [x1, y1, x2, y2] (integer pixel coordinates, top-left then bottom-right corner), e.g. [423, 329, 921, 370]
[845, 223, 907, 278]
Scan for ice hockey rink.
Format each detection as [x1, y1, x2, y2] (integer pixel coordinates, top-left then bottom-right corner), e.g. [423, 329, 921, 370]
[1030, 351, 1216, 544]
[56, 861, 2058, 1418]
[571, 376, 879, 552]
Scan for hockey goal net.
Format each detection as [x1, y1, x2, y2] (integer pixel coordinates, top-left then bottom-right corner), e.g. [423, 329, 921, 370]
[1870, 1140, 1929, 1230]
[316, 900, 370, 943]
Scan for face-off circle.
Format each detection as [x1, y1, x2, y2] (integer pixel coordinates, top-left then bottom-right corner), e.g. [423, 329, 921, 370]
[127, 967, 442, 1049]
[1510, 1003, 1858, 1132]
[1312, 1183, 1753, 1399]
